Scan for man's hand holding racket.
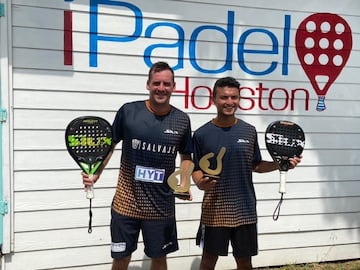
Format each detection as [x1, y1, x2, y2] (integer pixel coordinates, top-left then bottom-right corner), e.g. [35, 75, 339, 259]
[81, 172, 100, 192]
[288, 156, 302, 169]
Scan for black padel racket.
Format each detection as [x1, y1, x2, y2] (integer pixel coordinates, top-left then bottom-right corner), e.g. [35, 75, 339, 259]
[65, 116, 113, 232]
[265, 120, 305, 220]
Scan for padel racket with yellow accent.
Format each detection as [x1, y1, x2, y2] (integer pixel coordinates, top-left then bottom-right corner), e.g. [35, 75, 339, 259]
[65, 116, 113, 232]
[265, 120, 305, 220]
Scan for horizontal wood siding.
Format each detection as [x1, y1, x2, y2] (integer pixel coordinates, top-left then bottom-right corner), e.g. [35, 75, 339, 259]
[3, 0, 360, 269]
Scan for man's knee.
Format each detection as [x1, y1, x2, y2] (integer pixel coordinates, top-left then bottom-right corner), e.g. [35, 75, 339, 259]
[112, 256, 131, 270]
[200, 251, 218, 270]
[235, 256, 252, 270]
[150, 256, 167, 270]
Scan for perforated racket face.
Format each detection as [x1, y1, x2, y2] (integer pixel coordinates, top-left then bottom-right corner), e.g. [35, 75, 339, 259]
[265, 121, 305, 170]
[295, 13, 352, 111]
[65, 116, 113, 174]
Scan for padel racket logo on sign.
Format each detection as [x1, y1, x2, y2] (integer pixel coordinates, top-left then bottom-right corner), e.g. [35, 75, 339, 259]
[296, 13, 352, 111]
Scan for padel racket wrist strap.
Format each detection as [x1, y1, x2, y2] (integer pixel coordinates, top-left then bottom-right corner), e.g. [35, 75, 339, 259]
[273, 193, 284, 221]
[88, 199, 93, 233]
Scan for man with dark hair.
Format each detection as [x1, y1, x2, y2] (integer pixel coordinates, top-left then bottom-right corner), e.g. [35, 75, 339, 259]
[82, 61, 193, 270]
[192, 76, 301, 270]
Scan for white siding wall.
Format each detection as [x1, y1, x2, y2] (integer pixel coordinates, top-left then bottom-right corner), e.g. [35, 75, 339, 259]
[2, 0, 359, 269]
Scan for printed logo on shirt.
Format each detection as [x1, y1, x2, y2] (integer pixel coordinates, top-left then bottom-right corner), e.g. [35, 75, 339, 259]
[132, 138, 142, 149]
[237, 138, 250, 143]
[132, 139, 177, 154]
[164, 129, 179, 134]
[135, 165, 165, 183]
[111, 242, 126, 253]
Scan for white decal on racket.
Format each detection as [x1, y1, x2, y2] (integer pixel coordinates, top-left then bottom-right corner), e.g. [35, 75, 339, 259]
[265, 133, 305, 148]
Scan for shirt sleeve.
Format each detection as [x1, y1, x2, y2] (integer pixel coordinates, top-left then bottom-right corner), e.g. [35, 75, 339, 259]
[192, 133, 203, 171]
[252, 130, 262, 165]
[112, 105, 125, 144]
[179, 115, 193, 155]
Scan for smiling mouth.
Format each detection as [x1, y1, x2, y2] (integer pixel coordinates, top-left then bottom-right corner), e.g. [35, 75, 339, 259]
[156, 93, 167, 99]
[155, 90, 167, 96]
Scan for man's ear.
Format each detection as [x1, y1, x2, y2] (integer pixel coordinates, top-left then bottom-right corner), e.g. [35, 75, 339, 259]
[146, 80, 150, 90]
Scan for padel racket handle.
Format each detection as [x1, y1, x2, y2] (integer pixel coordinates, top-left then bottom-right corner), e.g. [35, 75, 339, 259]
[86, 174, 95, 199]
[279, 171, 287, 194]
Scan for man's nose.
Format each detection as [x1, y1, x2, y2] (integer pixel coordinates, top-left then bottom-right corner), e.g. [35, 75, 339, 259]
[225, 97, 233, 103]
[158, 82, 166, 90]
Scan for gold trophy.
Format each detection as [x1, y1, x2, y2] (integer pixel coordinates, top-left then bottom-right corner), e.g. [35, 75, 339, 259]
[167, 160, 194, 199]
[199, 147, 226, 179]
